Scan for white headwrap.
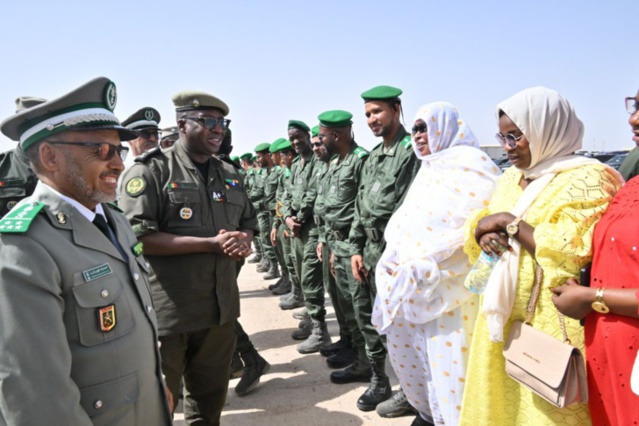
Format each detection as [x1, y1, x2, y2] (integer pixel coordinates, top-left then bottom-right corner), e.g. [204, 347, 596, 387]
[482, 87, 623, 342]
[372, 102, 500, 331]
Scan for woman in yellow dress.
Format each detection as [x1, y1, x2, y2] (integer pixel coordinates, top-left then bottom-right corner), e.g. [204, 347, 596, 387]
[459, 87, 623, 425]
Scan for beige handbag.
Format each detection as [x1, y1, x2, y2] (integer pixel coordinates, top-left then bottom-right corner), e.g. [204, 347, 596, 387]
[503, 264, 588, 408]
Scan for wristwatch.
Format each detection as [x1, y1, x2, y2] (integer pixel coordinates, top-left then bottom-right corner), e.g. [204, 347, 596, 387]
[591, 287, 610, 314]
[506, 217, 523, 238]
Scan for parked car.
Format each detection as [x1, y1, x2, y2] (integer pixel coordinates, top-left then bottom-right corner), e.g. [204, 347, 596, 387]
[606, 153, 629, 170]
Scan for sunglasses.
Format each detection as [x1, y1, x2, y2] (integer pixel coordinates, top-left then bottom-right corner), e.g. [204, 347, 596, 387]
[495, 132, 524, 149]
[411, 123, 428, 135]
[49, 142, 128, 162]
[185, 116, 231, 131]
[625, 97, 639, 115]
[138, 129, 160, 140]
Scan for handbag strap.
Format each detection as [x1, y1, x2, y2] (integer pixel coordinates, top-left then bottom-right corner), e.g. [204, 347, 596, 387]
[524, 262, 570, 344]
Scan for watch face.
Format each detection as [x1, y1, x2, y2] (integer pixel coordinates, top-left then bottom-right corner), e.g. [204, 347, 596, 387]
[507, 224, 517, 236]
[592, 301, 610, 314]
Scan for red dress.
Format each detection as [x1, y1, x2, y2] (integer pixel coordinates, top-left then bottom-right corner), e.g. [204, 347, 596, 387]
[587, 176, 639, 425]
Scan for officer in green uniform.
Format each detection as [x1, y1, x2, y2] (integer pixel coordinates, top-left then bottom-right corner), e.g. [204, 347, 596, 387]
[119, 90, 258, 425]
[270, 140, 299, 299]
[251, 142, 280, 278]
[348, 86, 421, 412]
[282, 119, 331, 354]
[241, 153, 262, 263]
[121, 107, 161, 169]
[0, 96, 46, 217]
[160, 126, 179, 149]
[314, 111, 371, 376]
[0, 77, 172, 425]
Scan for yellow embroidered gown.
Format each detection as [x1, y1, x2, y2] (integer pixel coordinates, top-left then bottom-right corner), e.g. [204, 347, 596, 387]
[460, 165, 621, 426]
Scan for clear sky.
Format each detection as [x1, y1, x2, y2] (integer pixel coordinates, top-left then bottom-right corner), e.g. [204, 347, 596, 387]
[0, 1, 637, 155]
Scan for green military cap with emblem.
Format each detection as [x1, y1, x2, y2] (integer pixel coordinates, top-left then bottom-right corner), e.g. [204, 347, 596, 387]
[288, 120, 310, 132]
[318, 110, 353, 128]
[311, 125, 319, 138]
[0, 76, 137, 151]
[240, 152, 253, 160]
[172, 90, 230, 116]
[360, 85, 403, 102]
[161, 126, 178, 139]
[270, 138, 287, 153]
[231, 155, 240, 162]
[15, 96, 47, 113]
[254, 142, 270, 153]
[122, 107, 161, 130]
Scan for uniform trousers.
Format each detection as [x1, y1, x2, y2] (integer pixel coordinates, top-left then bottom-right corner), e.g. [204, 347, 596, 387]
[291, 222, 324, 320]
[257, 211, 277, 265]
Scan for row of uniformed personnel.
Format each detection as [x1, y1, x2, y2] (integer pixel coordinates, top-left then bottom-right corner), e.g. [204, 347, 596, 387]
[237, 85, 422, 414]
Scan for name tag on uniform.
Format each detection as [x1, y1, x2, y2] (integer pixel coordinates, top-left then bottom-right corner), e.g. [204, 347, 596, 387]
[371, 181, 381, 193]
[83, 263, 113, 282]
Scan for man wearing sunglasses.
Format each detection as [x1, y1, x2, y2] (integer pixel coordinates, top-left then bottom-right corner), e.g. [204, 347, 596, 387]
[0, 77, 172, 425]
[121, 107, 162, 169]
[119, 90, 258, 425]
[618, 91, 639, 180]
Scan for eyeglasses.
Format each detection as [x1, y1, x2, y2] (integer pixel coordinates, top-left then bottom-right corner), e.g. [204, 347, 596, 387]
[138, 129, 160, 140]
[411, 123, 428, 135]
[49, 142, 128, 162]
[625, 97, 639, 115]
[495, 132, 524, 149]
[185, 116, 231, 131]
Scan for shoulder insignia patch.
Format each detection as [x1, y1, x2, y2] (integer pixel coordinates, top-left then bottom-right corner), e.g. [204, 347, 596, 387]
[353, 146, 369, 159]
[401, 135, 413, 150]
[284, 168, 291, 178]
[0, 201, 45, 233]
[106, 202, 123, 213]
[125, 177, 146, 197]
[134, 147, 162, 163]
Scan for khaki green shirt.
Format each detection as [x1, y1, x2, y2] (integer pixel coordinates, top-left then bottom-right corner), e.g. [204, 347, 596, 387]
[282, 151, 319, 224]
[0, 147, 37, 217]
[619, 147, 639, 181]
[273, 165, 293, 229]
[119, 141, 258, 335]
[248, 167, 267, 211]
[313, 161, 331, 243]
[348, 127, 420, 269]
[264, 165, 281, 212]
[323, 144, 368, 256]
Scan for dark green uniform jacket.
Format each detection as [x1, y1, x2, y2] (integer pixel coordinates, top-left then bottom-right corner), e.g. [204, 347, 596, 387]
[0, 147, 37, 217]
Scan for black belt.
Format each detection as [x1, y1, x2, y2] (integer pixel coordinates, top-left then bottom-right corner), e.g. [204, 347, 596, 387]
[364, 225, 385, 242]
[331, 229, 349, 241]
[313, 215, 325, 226]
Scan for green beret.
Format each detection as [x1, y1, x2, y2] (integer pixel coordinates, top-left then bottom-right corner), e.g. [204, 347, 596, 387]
[360, 85, 403, 102]
[318, 110, 353, 128]
[231, 155, 240, 162]
[0, 77, 137, 151]
[254, 142, 270, 153]
[311, 125, 319, 138]
[288, 119, 310, 132]
[172, 90, 230, 116]
[122, 107, 161, 130]
[15, 96, 47, 113]
[252, 155, 257, 162]
[269, 138, 286, 153]
[278, 140, 293, 151]
[240, 152, 253, 160]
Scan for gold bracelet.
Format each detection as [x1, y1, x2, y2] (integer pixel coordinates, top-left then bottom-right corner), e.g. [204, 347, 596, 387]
[591, 287, 610, 314]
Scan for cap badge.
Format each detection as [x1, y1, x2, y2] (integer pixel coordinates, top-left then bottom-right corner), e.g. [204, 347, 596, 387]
[104, 82, 117, 111]
[56, 212, 67, 224]
[192, 99, 200, 108]
[144, 109, 154, 121]
[180, 207, 193, 220]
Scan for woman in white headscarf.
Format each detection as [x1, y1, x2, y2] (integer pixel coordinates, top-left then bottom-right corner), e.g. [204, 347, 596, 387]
[372, 102, 501, 426]
[459, 87, 623, 426]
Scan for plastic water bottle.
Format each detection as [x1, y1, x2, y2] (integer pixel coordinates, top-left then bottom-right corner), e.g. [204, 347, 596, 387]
[465, 250, 501, 294]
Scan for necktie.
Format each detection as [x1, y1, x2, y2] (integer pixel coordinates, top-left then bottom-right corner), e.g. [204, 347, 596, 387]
[93, 214, 127, 259]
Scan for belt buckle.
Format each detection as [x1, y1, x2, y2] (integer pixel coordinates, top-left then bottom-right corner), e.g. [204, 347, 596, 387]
[314, 216, 321, 226]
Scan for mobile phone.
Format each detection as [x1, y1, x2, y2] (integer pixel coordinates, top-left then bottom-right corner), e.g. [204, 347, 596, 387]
[580, 264, 591, 287]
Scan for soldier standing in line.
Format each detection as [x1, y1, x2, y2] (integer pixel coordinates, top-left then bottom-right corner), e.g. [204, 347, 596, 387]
[119, 90, 257, 425]
[348, 85, 421, 413]
[241, 153, 263, 264]
[282, 119, 331, 353]
[0, 96, 46, 217]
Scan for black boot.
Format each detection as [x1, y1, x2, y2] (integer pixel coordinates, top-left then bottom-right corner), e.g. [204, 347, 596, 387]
[278, 285, 304, 310]
[263, 262, 281, 280]
[256, 258, 270, 273]
[326, 345, 356, 369]
[271, 276, 292, 295]
[356, 359, 392, 411]
[319, 334, 351, 357]
[230, 351, 244, 379]
[268, 271, 288, 290]
[330, 347, 371, 384]
[235, 350, 271, 396]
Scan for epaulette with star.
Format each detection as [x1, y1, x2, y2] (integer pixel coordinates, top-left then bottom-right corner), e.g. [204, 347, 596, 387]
[400, 134, 412, 150]
[353, 146, 369, 158]
[0, 202, 45, 233]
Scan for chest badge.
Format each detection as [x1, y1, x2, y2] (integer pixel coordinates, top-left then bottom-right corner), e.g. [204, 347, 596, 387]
[212, 191, 224, 202]
[180, 207, 193, 220]
[6, 201, 17, 210]
[98, 304, 116, 332]
[56, 212, 67, 224]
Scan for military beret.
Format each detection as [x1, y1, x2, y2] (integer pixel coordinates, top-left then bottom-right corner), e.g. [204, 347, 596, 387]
[231, 155, 240, 162]
[360, 85, 403, 102]
[254, 142, 270, 153]
[252, 155, 257, 162]
[15, 96, 47, 113]
[288, 120, 310, 132]
[122, 107, 161, 130]
[269, 138, 284, 153]
[311, 125, 319, 138]
[172, 90, 230, 116]
[240, 152, 253, 160]
[278, 140, 293, 151]
[0, 77, 137, 151]
[161, 126, 178, 139]
[318, 110, 353, 128]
